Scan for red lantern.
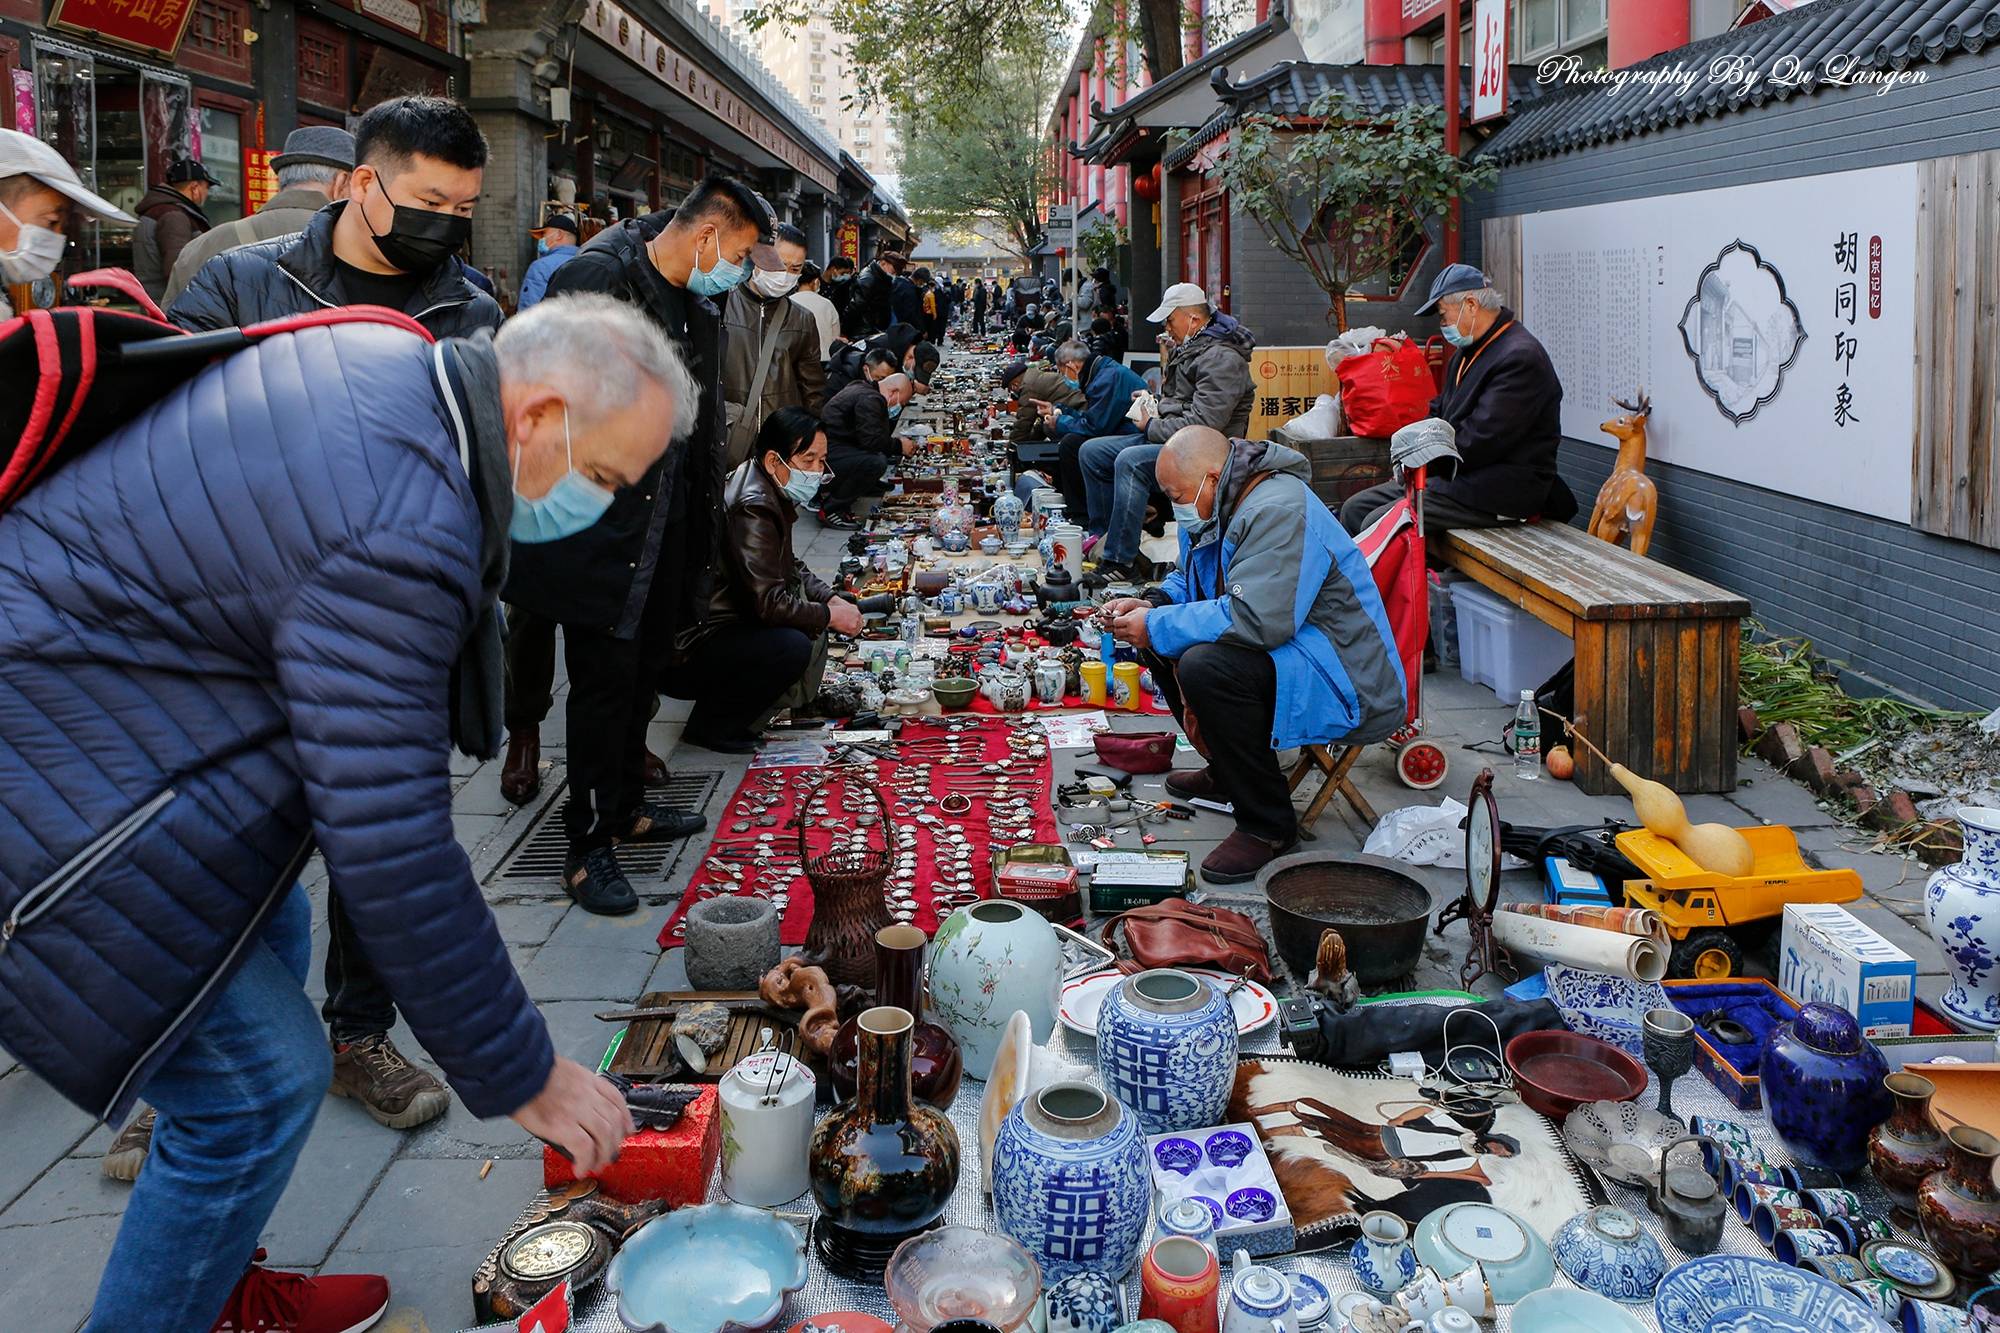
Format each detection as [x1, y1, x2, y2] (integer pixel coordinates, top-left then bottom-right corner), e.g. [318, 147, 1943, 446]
[1133, 163, 1162, 202]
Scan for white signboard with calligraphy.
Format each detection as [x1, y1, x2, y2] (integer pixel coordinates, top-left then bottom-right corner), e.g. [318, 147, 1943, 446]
[1518, 163, 1916, 522]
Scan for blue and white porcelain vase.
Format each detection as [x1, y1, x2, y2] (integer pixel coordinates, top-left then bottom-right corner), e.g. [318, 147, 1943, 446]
[1927, 806, 2000, 1031]
[930, 901, 1064, 1079]
[1350, 1211, 1419, 1297]
[1096, 968, 1238, 1135]
[993, 1081, 1151, 1282]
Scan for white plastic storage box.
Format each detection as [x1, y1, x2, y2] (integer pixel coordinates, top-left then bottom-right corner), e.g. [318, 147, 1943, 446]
[1450, 579, 1573, 705]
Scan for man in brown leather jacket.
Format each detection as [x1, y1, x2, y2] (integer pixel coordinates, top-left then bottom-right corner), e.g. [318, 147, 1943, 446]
[661, 407, 861, 750]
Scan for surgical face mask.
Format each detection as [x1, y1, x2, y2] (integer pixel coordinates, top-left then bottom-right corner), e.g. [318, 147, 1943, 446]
[1061, 375, 1081, 393]
[1440, 301, 1475, 348]
[0, 200, 67, 284]
[1173, 474, 1214, 533]
[688, 229, 748, 297]
[361, 176, 472, 275]
[509, 405, 615, 543]
[536, 236, 550, 256]
[778, 460, 824, 504]
[887, 403, 904, 419]
[750, 267, 799, 298]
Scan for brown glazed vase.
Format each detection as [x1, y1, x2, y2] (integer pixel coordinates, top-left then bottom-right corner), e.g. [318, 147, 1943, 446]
[828, 926, 965, 1109]
[1870, 1071, 1951, 1214]
[808, 1006, 961, 1281]
[1916, 1124, 2000, 1280]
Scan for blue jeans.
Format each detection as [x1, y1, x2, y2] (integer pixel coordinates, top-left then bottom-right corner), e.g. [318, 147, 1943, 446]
[1083, 438, 1163, 566]
[86, 886, 331, 1333]
[1076, 431, 1146, 534]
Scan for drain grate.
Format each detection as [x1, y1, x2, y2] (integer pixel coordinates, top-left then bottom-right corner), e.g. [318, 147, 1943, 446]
[493, 770, 723, 882]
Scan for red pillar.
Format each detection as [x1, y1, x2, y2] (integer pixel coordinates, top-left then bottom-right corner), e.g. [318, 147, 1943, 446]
[1364, 0, 1404, 63]
[1073, 86, 1088, 203]
[1607, 0, 1688, 68]
[1091, 40, 1107, 210]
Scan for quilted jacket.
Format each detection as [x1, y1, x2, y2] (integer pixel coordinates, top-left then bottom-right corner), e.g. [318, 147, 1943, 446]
[0, 319, 553, 1123]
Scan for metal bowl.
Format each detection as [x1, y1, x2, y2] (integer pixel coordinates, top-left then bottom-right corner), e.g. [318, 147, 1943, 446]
[1258, 852, 1434, 986]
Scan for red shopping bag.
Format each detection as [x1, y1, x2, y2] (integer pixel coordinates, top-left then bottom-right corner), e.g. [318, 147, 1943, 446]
[1335, 337, 1435, 438]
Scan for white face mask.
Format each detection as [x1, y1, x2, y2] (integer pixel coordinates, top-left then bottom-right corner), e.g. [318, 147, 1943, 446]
[0, 200, 67, 284]
[750, 267, 799, 298]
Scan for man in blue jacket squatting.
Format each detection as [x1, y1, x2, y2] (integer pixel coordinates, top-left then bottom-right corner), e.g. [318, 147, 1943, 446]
[0, 293, 695, 1332]
[1102, 425, 1408, 886]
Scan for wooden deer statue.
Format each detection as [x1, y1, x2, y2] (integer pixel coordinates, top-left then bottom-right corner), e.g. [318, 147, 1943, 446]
[1589, 390, 1658, 557]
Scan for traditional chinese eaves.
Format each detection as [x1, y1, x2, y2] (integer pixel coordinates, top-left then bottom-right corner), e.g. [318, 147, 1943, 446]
[1480, 0, 2000, 165]
[1160, 60, 1548, 171]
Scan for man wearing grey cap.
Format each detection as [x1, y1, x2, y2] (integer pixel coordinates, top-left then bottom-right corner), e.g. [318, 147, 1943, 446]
[133, 156, 222, 301]
[0, 127, 136, 319]
[1339, 263, 1574, 534]
[163, 125, 354, 305]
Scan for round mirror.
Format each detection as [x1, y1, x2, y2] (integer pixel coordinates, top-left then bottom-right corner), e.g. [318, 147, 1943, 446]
[1465, 770, 1501, 913]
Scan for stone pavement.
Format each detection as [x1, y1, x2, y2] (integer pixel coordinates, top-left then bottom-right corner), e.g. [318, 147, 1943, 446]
[0, 511, 1948, 1333]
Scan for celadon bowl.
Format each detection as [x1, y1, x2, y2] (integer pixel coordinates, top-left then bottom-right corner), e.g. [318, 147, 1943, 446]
[609, 1203, 808, 1333]
[1413, 1201, 1556, 1304]
[1512, 1287, 1649, 1333]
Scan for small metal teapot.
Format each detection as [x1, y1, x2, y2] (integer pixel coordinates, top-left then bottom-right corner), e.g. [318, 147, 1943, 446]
[1648, 1135, 1726, 1255]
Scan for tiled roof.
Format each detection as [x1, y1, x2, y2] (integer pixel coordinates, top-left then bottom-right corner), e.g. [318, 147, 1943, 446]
[1160, 59, 1546, 171]
[1481, 0, 2000, 164]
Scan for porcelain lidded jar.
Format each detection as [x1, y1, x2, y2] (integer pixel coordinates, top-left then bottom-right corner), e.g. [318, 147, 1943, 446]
[1097, 968, 1238, 1135]
[992, 1081, 1152, 1283]
[930, 901, 1064, 1079]
[1759, 1002, 1893, 1172]
[1926, 806, 2000, 1030]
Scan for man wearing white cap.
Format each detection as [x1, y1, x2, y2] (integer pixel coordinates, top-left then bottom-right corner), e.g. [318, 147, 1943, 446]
[0, 127, 136, 320]
[1080, 281, 1256, 581]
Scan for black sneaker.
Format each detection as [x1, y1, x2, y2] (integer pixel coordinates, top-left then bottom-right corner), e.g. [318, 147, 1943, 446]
[563, 845, 639, 915]
[682, 728, 761, 755]
[621, 800, 706, 843]
[818, 508, 861, 529]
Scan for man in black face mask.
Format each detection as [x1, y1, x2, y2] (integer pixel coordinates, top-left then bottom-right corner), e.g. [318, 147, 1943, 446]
[169, 94, 501, 340]
[131, 95, 502, 1175]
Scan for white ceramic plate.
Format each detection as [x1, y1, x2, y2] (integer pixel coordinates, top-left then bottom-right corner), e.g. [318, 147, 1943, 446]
[1056, 966, 1278, 1037]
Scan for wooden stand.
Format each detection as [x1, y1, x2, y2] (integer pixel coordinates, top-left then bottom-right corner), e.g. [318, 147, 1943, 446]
[1288, 743, 1378, 838]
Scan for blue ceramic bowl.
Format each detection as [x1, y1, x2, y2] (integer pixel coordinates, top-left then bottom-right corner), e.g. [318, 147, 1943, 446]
[608, 1203, 808, 1333]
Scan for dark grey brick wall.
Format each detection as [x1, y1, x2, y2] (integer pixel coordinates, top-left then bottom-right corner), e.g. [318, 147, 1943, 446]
[1464, 47, 2000, 712]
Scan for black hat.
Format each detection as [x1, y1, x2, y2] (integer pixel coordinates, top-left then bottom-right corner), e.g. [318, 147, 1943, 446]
[165, 157, 223, 186]
[270, 125, 355, 173]
[534, 212, 581, 239]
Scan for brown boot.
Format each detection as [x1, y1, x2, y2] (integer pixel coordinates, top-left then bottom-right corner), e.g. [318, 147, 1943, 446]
[1200, 829, 1298, 886]
[499, 729, 540, 805]
[1165, 767, 1223, 800]
[330, 1033, 451, 1129]
[642, 747, 668, 786]
[102, 1107, 155, 1182]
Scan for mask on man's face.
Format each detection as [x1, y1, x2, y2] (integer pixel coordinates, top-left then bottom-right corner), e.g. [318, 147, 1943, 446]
[688, 228, 748, 297]
[509, 405, 615, 543]
[1440, 300, 1476, 348]
[1172, 473, 1215, 536]
[0, 200, 66, 284]
[750, 267, 799, 298]
[361, 173, 472, 274]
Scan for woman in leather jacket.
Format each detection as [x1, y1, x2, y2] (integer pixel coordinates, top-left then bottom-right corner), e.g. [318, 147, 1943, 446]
[662, 408, 863, 751]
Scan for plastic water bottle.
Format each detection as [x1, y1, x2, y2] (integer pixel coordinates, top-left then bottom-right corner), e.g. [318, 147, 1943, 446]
[1513, 688, 1542, 780]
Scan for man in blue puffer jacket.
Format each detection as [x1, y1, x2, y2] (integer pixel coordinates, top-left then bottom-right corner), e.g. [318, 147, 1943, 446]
[1103, 426, 1406, 886]
[0, 294, 688, 1332]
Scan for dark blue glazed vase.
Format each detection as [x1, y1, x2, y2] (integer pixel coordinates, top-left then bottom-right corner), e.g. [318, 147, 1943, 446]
[1759, 1002, 1892, 1172]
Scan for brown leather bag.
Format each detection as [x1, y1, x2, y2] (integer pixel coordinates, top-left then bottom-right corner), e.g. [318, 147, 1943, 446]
[1097, 899, 1272, 982]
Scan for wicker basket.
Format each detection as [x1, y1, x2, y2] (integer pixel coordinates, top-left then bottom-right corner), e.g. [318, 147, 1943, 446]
[793, 774, 894, 989]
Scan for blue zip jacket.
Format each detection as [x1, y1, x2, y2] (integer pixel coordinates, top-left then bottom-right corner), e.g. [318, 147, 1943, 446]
[1054, 354, 1147, 439]
[518, 243, 578, 308]
[0, 319, 553, 1122]
[1150, 438, 1406, 750]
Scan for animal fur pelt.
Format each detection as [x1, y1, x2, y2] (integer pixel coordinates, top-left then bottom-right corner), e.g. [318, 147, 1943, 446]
[1228, 1057, 1595, 1238]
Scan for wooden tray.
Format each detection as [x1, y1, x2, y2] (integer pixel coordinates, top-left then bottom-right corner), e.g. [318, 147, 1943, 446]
[608, 991, 800, 1082]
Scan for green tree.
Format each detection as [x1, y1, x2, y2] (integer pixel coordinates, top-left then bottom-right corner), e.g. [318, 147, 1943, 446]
[895, 36, 1063, 259]
[1204, 90, 1498, 331]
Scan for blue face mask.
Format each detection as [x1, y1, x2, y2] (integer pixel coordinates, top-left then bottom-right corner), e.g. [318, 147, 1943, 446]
[779, 461, 824, 505]
[536, 237, 550, 256]
[1173, 474, 1214, 535]
[888, 403, 903, 419]
[687, 230, 747, 297]
[1440, 303, 1474, 348]
[1062, 376, 1081, 393]
[509, 406, 615, 543]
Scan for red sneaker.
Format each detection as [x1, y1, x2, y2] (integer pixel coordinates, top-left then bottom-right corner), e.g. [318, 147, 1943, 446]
[211, 1250, 389, 1333]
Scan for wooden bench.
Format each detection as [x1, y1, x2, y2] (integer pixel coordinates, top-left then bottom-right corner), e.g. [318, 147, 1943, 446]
[1437, 523, 1751, 797]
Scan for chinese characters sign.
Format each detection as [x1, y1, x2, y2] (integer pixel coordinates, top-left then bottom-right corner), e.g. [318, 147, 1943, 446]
[1470, 0, 1509, 124]
[836, 221, 859, 263]
[50, 0, 196, 57]
[244, 148, 277, 213]
[1519, 163, 1916, 522]
[1247, 347, 1337, 441]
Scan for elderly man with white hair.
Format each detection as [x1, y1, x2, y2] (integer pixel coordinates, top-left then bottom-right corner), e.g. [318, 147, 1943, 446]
[1339, 264, 1574, 535]
[0, 294, 693, 1333]
[162, 125, 355, 304]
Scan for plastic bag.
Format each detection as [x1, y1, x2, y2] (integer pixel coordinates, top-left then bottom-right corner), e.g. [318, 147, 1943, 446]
[1363, 798, 1471, 867]
[1326, 326, 1390, 367]
[1281, 393, 1342, 441]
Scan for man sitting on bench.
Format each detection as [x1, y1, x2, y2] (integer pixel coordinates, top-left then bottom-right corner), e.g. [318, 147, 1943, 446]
[1340, 264, 1576, 535]
[1103, 427, 1406, 886]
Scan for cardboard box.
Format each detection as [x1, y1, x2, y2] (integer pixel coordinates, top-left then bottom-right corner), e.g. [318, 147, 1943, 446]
[1778, 902, 1918, 1037]
[543, 1085, 719, 1206]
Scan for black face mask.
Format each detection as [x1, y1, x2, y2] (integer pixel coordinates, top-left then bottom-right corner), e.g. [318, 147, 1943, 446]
[361, 178, 472, 274]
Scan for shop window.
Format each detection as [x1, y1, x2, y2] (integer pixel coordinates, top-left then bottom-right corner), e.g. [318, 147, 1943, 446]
[197, 103, 244, 225]
[1520, 0, 1558, 54]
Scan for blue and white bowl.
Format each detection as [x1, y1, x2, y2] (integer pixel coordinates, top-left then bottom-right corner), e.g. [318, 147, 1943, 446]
[1552, 1207, 1667, 1304]
[1652, 1253, 1890, 1333]
[1096, 969, 1237, 1135]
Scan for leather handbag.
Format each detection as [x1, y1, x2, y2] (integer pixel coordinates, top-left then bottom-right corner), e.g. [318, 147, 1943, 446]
[1097, 899, 1272, 982]
[1092, 730, 1176, 774]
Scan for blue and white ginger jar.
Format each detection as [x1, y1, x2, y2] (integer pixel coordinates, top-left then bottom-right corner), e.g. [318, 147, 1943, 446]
[992, 1081, 1151, 1282]
[1927, 806, 2000, 1031]
[1096, 968, 1238, 1135]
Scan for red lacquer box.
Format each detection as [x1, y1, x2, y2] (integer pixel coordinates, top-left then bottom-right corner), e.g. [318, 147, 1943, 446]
[542, 1085, 719, 1205]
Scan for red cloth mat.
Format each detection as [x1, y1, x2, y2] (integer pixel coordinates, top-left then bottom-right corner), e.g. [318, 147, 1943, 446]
[657, 717, 1058, 949]
[960, 690, 1173, 718]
